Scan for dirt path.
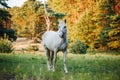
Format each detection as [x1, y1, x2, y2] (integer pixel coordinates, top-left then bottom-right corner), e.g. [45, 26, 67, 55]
[12, 38, 44, 51]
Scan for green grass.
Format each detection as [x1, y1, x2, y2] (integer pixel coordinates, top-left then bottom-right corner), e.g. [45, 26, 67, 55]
[0, 53, 120, 80]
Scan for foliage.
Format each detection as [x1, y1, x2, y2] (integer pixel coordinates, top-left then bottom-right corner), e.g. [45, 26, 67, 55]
[107, 15, 120, 50]
[0, 38, 13, 53]
[95, 0, 120, 50]
[0, 29, 17, 41]
[0, 0, 10, 8]
[27, 45, 39, 51]
[0, 8, 11, 29]
[2, 0, 119, 51]
[9, 0, 45, 38]
[48, 0, 120, 51]
[70, 40, 88, 54]
[0, 53, 120, 80]
[8, 0, 65, 39]
[0, 8, 16, 41]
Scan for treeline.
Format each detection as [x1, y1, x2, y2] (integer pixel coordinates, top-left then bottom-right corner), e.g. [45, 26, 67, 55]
[1, 0, 64, 39]
[9, 0, 65, 39]
[0, 0, 120, 51]
[48, 0, 120, 51]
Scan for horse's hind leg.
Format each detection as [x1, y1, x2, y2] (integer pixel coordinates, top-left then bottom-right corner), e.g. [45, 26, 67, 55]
[52, 49, 57, 72]
[45, 49, 51, 71]
[50, 51, 54, 66]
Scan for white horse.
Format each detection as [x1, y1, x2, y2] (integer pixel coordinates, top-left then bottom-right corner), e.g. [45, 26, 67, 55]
[42, 19, 68, 73]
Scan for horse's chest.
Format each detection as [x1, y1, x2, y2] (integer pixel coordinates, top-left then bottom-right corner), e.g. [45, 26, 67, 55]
[58, 42, 67, 51]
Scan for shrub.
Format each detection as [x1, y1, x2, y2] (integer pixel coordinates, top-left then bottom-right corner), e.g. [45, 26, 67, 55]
[27, 45, 39, 51]
[6, 29, 17, 41]
[0, 39, 13, 53]
[0, 29, 17, 41]
[70, 40, 88, 54]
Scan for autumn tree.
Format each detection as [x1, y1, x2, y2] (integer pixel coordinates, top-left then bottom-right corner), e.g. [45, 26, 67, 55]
[9, 0, 45, 38]
[48, 0, 120, 51]
[9, 0, 65, 39]
[90, 0, 120, 50]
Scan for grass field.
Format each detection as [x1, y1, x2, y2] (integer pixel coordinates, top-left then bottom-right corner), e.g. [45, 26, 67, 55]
[0, 52, 120, 80]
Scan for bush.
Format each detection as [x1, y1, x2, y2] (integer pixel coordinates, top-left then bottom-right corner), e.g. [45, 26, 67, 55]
[0, 29, 17, 41]
[70, 40, 88, 54]
[6, 29, 17, 41]
[0, 39, 13, 53]
[27, 45, 39, 51]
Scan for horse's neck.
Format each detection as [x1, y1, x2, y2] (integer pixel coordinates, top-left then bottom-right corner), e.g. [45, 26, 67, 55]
[62, 33, 68, 42]
[57, 31, 67, 41]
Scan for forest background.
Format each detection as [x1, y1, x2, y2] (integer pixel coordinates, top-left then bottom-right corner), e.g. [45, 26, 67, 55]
[0, 0, 120, 52]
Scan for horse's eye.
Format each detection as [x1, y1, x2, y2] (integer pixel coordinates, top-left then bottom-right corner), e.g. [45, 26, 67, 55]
[64, 26, 66, 28]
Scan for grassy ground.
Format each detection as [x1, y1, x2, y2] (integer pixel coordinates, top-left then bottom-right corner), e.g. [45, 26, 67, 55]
[0, 52, 120, 80]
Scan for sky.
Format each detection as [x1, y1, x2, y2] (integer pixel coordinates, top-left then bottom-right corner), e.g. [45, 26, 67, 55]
[6, 0, 27, 7]
[6, 0, 45, 7]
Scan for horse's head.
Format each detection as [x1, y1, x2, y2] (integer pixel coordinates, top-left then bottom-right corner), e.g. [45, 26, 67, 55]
[58, 19, 67, 38]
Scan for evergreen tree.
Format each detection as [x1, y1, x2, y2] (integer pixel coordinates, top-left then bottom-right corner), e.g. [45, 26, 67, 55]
[0, 8, 11, 29]
[94, 0, 120, 50]
[0, 0, 10, 8]
[0, 8, 17, 41]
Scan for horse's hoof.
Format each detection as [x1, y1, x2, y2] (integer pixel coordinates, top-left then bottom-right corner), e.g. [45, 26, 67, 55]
[52, 69, 55, 72]
[65, 70, 68, 74]
[47, 68, 51, 71]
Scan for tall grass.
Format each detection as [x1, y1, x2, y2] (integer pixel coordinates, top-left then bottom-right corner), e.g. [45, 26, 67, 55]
[0, 53, 120, 80]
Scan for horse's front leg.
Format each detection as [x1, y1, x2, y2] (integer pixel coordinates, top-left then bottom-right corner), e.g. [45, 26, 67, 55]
[63, 50, 68, 73]
[45, 49, 51, 71]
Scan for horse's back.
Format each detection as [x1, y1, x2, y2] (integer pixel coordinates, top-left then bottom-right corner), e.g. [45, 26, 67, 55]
[42, 31, 59, 42]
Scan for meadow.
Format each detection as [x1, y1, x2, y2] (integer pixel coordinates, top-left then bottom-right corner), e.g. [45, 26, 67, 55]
[0, 52, 120, 80]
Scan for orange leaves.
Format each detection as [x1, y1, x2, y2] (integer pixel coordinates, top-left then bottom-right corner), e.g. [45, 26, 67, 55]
[108, 41, 120, 49]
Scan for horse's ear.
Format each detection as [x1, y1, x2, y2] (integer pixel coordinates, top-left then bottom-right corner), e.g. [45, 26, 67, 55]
[57, 20, 60, 28]
[64, 19, 66, 23]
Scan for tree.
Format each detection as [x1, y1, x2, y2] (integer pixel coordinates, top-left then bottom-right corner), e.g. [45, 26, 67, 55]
[0, 8, 11, 29]
[48, 0, 120, 51]
[105, 0, 120, 50]
[9, 0, 45, 38]
[0, 8, 17, 41]
[9, 0, 65, 39]
[0, 0, 10, 8]
[48, 0, 96, 47]
[92, 0, 120, 50]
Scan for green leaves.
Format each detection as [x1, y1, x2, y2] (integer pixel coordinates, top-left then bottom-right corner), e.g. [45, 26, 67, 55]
[0, 0, 10, 8]
[70, 40, 88, 54]
[0, 38, 13, 53]
[0, 8, 11, 29]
